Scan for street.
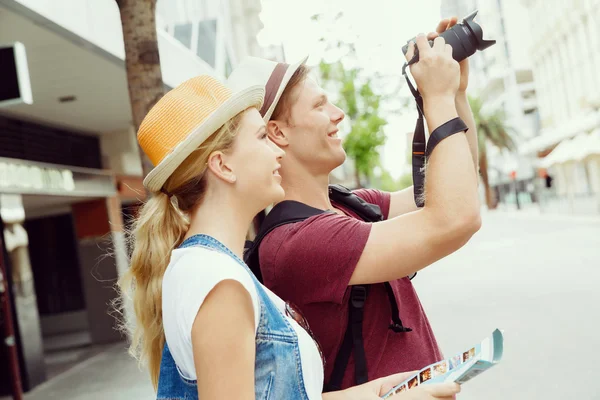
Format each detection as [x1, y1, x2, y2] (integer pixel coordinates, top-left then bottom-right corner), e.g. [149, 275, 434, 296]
[14, 209, 600, 400]
[414, 209, 600, 400]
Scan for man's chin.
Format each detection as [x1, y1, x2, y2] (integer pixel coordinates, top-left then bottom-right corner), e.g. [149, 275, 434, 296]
[328, 150, 347, 172]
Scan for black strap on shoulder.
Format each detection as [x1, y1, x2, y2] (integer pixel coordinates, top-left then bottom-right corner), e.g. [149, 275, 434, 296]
[328, 184, 384, 222]
[244, 200, 327, 282]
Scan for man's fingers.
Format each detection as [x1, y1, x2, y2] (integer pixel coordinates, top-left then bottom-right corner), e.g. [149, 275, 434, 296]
[427, 31, 439, 41]
[405, 41, 415, 61]
[436, 18, 449, 33]
[377, 371, 419, 395]
[432, 36, 446, 52]
[415, 33, 433, 56]
[448, 16, 458, 29]
[422, 382, 461, 397]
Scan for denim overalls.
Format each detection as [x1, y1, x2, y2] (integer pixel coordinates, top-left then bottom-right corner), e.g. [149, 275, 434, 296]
[156, 234, 311, 400]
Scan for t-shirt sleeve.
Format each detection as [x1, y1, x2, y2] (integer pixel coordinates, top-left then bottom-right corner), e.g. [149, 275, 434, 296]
[164, 250, 261, 344]
[259, 213, 372, 305]
[352, 188, 391, 220]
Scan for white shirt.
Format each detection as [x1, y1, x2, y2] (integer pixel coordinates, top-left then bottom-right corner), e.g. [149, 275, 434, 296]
[162, 246, 324, 399]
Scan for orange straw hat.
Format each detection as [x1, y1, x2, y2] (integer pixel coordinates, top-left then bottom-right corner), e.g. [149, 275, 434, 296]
[137, 75, 264, 192]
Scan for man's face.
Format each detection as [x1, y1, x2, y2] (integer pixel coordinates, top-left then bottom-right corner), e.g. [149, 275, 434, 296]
[276, 76, 346, 175]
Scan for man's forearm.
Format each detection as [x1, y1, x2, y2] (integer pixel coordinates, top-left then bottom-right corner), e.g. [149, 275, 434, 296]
[455, 91, 479, 175]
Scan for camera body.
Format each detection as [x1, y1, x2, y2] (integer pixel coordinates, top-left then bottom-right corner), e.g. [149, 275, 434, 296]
[402, 10, 496, 63]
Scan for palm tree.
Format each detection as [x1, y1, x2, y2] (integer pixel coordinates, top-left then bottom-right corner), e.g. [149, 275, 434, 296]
[115, 0, 164, 176]
[468, 95, 517, 209]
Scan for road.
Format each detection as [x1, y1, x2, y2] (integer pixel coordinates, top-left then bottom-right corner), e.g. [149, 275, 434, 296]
[413, 210, 600, 400]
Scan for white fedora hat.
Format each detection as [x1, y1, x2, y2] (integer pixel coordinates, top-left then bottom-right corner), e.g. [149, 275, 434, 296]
[227, 55, 309, 122]
[138, 75, 264, 192]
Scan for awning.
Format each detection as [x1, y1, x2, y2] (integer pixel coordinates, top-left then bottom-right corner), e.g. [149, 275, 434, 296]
[538, 129, 600, 168]
[520, 111, 600, 156]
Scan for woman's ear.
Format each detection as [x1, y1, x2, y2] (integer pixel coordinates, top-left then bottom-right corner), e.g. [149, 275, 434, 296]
[207, 151, 237, 184]
[267, 120, 289, 148]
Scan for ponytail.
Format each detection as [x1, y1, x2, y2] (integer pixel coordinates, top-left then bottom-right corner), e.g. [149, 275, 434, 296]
[118, 191, 188, 388]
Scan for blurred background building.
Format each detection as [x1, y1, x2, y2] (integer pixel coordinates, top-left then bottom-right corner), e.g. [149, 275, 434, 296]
[440, 0, 600, 214]
[0, 0, 281, 393]
[441, 0, 541, 208]
[519, 0, 600, 215]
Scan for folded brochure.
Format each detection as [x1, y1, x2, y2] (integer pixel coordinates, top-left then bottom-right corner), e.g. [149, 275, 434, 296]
[382, 329, 504, 398]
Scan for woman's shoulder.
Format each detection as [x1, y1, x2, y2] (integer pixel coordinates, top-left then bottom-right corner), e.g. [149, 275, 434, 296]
[164, 246, 259, 304]
[163, 246, 262, 333]
[168, 246, 245, 277]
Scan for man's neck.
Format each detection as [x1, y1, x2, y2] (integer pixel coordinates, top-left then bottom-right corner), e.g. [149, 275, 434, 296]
[280, 166, 334, 211]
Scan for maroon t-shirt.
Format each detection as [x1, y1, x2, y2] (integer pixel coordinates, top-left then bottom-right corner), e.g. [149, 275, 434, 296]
[258, 189, 443, 389]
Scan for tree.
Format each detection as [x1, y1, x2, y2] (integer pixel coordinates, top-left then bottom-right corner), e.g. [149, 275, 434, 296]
[319, 59, 387, 187]
[377, 170, 413, 192]
[469, 95, 517, 209]
[115, 0, 164, 176]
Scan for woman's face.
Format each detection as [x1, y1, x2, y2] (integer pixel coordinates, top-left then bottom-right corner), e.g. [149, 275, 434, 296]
[227, 108, 285, 209]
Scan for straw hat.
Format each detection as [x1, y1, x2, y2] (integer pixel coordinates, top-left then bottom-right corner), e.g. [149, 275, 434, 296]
[137, 75, 264, 192]
[227, 55, 308, 122]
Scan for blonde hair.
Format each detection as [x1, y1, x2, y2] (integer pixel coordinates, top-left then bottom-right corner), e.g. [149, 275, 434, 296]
[118, 111, 245, 389]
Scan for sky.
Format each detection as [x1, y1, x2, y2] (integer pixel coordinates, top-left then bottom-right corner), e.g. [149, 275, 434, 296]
[257, 0, 443, 179]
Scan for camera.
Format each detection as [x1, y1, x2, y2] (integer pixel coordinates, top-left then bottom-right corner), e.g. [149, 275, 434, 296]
[402, 10, 496, 63]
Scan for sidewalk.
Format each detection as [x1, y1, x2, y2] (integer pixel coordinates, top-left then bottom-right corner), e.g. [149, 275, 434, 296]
[4, 344, 155, 400]
[484, 205, 600, 224]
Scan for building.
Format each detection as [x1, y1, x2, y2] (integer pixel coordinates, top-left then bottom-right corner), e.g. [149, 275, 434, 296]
[440, 0, 541, 209]
[519, 0, 600, 214]
[0, 0, 270, 393]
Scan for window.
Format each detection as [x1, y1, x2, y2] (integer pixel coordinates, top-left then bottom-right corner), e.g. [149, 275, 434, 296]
[174, 23, 193, 49]
[197, 19, 217, 67]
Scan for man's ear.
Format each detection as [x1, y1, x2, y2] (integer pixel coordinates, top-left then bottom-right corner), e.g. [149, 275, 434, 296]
[206, 151, 237, 184]
[267, 120, 289, 148]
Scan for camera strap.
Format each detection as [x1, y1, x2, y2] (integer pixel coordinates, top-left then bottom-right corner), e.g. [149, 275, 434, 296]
[402, 59, 468, 207]
[402, 58, 426, 207]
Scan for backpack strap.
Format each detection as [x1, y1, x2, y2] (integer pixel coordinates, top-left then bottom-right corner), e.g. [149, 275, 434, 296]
[324, 184, 412, 391]
[244, 200, 327, 282]
[328, 184, 384, 222]
[325, 285, 369, 391]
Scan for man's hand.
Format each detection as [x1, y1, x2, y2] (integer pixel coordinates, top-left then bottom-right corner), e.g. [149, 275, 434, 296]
[427, 17, 470, 93]
[322, 370, 461, 399]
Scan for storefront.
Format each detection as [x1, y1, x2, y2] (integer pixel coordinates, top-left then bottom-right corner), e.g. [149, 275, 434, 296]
[0, 124, 127, 393]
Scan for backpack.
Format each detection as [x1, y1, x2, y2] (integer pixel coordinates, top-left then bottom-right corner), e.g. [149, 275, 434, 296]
[243, 184, 414, 391]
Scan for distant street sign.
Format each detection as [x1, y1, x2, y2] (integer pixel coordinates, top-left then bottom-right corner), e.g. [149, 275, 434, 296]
[0, 42, 33, 108]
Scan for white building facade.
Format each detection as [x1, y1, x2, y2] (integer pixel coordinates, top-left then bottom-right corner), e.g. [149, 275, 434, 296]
[520, 0, 600, 215]
[440, 0, 541, 209]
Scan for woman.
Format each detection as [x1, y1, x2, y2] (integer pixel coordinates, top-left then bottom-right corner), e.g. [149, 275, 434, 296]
[119, 75, 460, 399]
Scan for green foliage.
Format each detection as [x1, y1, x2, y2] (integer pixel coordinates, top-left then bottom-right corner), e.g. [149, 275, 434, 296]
[319, 60, 388, 184]
[377, 170, 413, 192]
[468, 95, 517, 156]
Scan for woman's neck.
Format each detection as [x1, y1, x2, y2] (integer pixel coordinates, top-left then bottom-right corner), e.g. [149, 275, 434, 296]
[186, 191, 255, 259]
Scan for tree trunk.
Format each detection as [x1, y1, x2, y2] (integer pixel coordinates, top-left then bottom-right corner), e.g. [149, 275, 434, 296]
[115, 0, 164, 177]
[354, 168, 362, 189]
[478, 146, 496, 210]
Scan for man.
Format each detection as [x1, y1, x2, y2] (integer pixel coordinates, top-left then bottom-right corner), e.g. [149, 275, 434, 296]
[228, 17, 481, 390]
